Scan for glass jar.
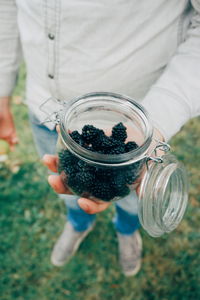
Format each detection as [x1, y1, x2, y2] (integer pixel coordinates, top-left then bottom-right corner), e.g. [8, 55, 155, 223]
[40, 92, 188, 237]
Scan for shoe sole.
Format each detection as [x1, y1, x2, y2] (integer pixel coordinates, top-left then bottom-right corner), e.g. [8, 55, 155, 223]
[51, 223, 95, 267]
[122, 231, 143, 277]
[123, 260, 141, 277]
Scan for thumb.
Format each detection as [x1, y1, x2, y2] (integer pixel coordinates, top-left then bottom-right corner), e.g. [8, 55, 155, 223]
[78, 197, 111, 214]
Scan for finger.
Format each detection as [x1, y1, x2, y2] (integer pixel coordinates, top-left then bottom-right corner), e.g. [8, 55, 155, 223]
[136, 183, 141, 196]
[56, 125, 60, 133]
[48, 174, 73, 194]
[78, 197, 111, 214]
[42, 154, 58, 173]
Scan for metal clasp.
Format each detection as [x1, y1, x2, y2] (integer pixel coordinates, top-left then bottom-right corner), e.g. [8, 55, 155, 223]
[39, 97, 67, 125]
[146, 139, 171, 169]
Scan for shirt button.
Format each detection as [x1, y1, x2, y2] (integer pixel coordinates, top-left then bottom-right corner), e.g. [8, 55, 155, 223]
[48, 74, 54, 79]
[48, 33, 55, 40]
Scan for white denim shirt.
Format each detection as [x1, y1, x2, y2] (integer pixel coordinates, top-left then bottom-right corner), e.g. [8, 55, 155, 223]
[0, 0, 200, 140]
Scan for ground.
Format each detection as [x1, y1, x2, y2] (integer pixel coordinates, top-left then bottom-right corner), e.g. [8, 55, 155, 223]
[0, 66, 200, 300]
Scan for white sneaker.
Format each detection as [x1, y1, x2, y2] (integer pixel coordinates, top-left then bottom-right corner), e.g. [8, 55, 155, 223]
[117, 230, 142, 277]
[51, 222, 95, 267]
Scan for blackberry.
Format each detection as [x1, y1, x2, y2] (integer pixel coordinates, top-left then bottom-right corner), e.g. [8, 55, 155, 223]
[115, 185, 130, 197]
[58, 149, 71, 163]
[111, 122, 127, 142]
[83, 164, 97, 175]
[75, 171, 95, 188]
[77, 160, 87, 170]
[90, 133, 107, 151]
[100, 137, 119, 149]
[125, 166, 140, 184]
[110, 172, 127, 188]
[100, 138, 123, 154]
[82, 125, 104, 143]
[58, 150, 72, 172]
[90, 180, 115, 201]
[67, 175, 84, 195]
[62, 165, 77, 177]
[109, 144, 125, 154]
[95, 167, 114, 179]
[125, 141, 138, 152]
[91, 136, 125, 154]
[58, 150, 80, 174]
[99, 137, 112, 149]
[70, 130, 82, 144]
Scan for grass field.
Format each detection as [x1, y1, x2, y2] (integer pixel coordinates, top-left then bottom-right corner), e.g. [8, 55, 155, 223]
[0, 67, 200, 300]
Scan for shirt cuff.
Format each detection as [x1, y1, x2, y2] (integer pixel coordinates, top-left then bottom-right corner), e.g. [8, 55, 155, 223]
[141, 87, 192, 141]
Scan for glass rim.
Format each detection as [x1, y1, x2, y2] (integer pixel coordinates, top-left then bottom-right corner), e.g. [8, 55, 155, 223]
[60, 92, 153, 166]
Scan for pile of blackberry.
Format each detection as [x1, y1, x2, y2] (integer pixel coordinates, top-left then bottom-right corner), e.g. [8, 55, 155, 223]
[58, 123, 141, 201]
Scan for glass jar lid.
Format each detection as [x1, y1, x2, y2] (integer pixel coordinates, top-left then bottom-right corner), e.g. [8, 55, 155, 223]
[138, 154, 188, 237]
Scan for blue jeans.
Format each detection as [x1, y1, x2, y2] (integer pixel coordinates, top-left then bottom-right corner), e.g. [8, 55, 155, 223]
[29, 113, 140, 234]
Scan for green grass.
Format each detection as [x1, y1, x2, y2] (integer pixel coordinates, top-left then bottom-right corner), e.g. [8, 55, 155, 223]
[0, 66, 200, 300]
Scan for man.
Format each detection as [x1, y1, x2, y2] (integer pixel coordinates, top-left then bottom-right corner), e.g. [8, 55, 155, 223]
[0, 0, 200, 276]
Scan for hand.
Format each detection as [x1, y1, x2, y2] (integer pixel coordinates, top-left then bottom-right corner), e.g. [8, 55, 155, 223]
[42, 154, 111, 214]
[0, 97, 18, 150]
